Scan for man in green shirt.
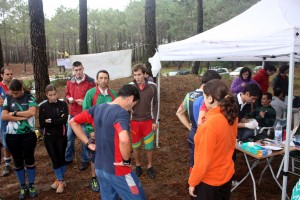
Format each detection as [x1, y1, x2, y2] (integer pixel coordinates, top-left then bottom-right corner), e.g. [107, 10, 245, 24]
[82, 70, 117, 192]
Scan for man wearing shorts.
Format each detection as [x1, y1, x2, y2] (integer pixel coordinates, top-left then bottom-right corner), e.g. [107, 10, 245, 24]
[130, 64, 158, 179]
[69, 84, 146, 200]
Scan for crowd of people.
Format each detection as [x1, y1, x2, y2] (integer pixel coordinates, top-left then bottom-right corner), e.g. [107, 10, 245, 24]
[0, 62, 299, 200]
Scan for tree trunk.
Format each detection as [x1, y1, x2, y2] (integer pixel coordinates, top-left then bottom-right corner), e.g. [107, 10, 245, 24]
[79, 0, 88, 54]
[0, 38, 4, 69]
[28, 0, 50, 102]
[191, 0, 203, 75]
[144, 0, 157, 76]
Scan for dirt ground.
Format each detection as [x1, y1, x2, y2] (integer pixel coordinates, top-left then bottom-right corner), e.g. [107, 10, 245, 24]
[0, 64, 299, 200]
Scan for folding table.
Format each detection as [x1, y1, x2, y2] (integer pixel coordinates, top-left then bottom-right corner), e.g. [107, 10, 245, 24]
[231, 146, 285, 200]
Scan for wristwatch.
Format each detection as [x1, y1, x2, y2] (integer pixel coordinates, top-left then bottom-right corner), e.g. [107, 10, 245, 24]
[85, 138, 94, 147]
[122, 158, 131, 166]
[13, 111, 17, 116]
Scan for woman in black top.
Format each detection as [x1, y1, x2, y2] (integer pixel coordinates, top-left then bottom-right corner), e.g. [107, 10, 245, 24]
[39, 85, 68, 194]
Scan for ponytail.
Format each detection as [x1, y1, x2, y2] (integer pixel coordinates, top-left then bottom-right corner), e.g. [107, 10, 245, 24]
[219, 95, 238, 125]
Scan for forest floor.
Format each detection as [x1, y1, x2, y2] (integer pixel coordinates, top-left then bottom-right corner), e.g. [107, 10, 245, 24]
[0, 64, 299, 200]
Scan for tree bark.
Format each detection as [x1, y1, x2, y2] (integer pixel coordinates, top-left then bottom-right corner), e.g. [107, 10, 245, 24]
[79, 0, 88, 54]
[191, 0, 203, 75]
[28, 0, 50, 102]
[0, 38, 4, 69]
[144, 0, 157, 76]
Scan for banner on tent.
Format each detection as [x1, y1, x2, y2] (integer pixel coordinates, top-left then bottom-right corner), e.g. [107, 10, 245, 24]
[69, 49, 132, 80]
[57, 59, 71, 69]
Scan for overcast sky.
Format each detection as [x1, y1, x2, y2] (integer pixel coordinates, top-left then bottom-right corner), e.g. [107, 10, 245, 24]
[43, 0, 131, 18]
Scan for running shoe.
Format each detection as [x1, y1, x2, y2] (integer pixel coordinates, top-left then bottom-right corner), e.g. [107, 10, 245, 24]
[2, 165, 11, 177]
[147, 167, 156, 179]
[134, 166, 143, 177]
[29, 185, 37, 198]
[19, 186, 28, 200]
[51, 180, 59, 189]
[91, 178, 100, 192]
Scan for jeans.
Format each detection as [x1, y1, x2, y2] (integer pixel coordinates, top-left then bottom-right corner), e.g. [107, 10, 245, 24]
[65, 115, 90, 163]
[95, 168, 146, 200]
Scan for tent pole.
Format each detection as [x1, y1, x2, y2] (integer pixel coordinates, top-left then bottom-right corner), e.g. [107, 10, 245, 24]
[156, 71, 161, 148]
[281, 52, 295, 200]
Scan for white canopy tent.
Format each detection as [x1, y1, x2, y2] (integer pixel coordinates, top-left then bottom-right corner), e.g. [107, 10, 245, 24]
[149, 0, 300, 199]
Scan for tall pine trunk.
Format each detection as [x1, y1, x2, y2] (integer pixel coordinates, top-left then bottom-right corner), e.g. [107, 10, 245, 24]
[191, 0, 203, 75]
[144, 0, 157, 77]
[79, 0, 88, 54]
[28, 0, 50, 102]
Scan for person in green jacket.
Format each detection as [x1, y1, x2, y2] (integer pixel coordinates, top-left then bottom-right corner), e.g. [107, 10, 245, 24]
[82, 70, 117, 192]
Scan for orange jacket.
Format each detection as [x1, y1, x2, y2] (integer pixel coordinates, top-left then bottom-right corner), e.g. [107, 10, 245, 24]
[188, 106, 237, 187]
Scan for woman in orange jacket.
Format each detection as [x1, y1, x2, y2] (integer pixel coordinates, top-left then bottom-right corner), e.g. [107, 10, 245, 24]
[188, 79, 238, 200]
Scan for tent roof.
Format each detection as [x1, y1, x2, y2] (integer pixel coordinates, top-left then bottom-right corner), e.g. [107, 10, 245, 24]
[156, 0, 300, 62]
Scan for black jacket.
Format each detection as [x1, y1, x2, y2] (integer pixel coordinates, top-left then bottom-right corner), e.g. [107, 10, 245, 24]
[39, 100, 68, 139]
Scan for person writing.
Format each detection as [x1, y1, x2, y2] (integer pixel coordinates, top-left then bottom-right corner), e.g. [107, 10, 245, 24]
[188, 79, 238, 199]
[39, 85, 69, 194]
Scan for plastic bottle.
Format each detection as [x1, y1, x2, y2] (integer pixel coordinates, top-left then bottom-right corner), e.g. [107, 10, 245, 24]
[274, 122, 283, 146]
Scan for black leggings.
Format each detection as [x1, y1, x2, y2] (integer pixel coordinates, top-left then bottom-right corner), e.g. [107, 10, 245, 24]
[192, 178, 232, 200]
[6, 132, 37, 169]
[44, 136, 67, 169]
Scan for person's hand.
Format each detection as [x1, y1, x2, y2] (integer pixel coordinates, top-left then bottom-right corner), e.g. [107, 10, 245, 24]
[0, 96, 4, 106]
[75, 99, 83, 106]
[244, 119, 258, 129]
[259, 110, 267, 118]
[241, 82, 246, 87]
[68, 97, 74, 103]
[152, 123, 158, 131]
[189, 186, 197, 197]
[8, 112, 14, 116]
[45, 118, 51, 123]
[87, 143, 96, 151]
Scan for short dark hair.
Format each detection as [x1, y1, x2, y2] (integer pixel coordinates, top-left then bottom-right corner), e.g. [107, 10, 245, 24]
[201, 70, 221, 84]
[45, 84, 57, 93]
[1, 67, 13, 75]
[242, 84, 261, 97]
[72, 61, 82, 68]
[96, 70, 110, 80]
[273, 87, 283, 97]
[118, 84, 140, 102]
[239, 67, 252, 81]
[9, 79, 23, 91]
[263, 92, 272, 100]
[264, 63, 276, 72]
[279, 64, 289, 74]
[132, 63, 147, 74]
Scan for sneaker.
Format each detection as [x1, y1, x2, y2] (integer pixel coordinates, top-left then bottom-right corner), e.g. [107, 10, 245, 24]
[91, 178, 100, 192]
[29, 185, 37, 198]
[51, 180, 59, 189]
[147, 167, 156, 179]
[134, 166, 143, 177]
[56, 181, 65, 194]
[19, 186, 28, 200]
[2, 165, 12, 177]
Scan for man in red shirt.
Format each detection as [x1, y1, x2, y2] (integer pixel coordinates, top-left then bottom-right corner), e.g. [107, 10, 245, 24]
[65, 61, 95, 170]
[253, 63, 276, 94]
[0, 67, 13, 176]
